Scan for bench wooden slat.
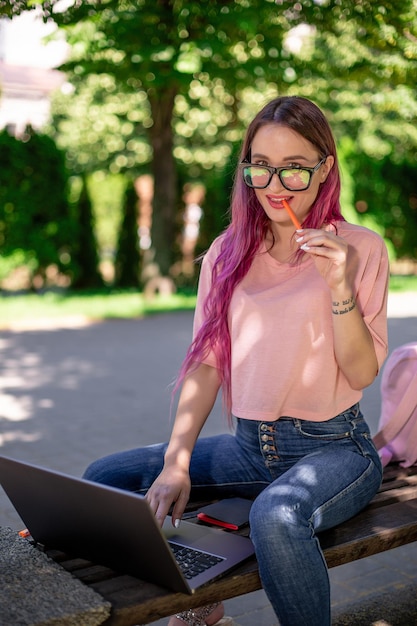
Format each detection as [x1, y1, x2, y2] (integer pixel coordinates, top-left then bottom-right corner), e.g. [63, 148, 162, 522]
[369, 482, 417, 507]
[95, 566, 262, 626]
[46, 463, 417, 626]
[319, 498, 417, 566]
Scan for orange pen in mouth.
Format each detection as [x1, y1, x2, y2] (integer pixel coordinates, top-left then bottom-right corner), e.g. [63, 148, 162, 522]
[282, 199, 302, 230]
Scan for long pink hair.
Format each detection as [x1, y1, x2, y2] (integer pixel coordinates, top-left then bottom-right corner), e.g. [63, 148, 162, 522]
[176, 96, 344, 414]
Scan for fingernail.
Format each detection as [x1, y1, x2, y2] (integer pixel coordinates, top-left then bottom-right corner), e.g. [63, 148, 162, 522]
[300, 243, 310, 251]
[174, 518, 181, 529]
[295, 236, 304, 242]
[296, 229, 304, 233]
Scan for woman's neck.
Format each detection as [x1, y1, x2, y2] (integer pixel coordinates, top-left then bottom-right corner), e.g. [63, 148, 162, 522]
[265, 227, 299, 263]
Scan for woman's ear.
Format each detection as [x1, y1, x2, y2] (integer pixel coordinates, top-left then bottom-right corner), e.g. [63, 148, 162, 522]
[321, 155, 335, 182]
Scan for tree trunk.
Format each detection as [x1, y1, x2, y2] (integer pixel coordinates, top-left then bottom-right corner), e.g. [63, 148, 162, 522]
[148, 86, 178, 278]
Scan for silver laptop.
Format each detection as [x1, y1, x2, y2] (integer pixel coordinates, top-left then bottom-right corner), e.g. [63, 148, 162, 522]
[0, 456, 255, 594]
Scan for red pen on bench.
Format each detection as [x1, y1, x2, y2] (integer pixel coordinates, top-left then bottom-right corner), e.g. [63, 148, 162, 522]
[197, 512, 240, 531]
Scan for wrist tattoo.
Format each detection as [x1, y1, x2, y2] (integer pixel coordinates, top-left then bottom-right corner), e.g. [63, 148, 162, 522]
[332, 295, 356, 315]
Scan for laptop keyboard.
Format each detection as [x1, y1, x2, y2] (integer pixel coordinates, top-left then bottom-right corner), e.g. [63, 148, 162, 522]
[169, 542, 224, 580]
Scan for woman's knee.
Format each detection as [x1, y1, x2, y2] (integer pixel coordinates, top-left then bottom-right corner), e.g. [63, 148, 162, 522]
[250, 486, 308, 543]
[83, 444, 166, 491]
[83, 454, 121, 484]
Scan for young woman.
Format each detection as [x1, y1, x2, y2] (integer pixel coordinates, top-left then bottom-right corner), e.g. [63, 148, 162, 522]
[84, 96, 389, 626]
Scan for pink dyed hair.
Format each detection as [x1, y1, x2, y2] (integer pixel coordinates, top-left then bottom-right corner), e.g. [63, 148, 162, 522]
[176, 96, 344, 414]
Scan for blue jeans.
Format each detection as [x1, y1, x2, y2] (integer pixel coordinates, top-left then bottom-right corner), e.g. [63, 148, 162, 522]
[83, 403, 382, 626]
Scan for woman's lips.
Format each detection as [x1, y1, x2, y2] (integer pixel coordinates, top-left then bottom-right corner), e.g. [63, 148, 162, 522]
[266, 195, 293, 209]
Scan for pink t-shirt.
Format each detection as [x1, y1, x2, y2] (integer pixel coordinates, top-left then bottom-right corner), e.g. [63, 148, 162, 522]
[193, 221, 389, 422]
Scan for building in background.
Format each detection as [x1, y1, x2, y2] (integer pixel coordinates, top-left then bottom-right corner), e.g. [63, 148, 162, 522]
[0, 10, 67, 136]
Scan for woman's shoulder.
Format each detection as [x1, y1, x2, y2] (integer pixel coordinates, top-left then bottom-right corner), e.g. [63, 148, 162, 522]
[337, 220, 386, 249]
[201, 232, 227, 264]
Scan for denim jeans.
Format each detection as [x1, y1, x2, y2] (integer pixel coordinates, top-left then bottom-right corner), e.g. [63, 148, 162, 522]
[83, 403, 382, 626]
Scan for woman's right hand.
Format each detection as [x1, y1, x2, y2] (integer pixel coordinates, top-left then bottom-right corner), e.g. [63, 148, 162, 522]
[145, 464, 191, 528]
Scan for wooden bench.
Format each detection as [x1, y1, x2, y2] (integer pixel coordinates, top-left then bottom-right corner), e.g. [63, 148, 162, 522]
[47, 463, 417, 626]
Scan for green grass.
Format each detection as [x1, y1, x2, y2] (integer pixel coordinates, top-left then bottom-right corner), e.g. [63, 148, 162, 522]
[1, 274, 416, 326]
[0, 289, 197, 326]
[388, 274, 417, 292]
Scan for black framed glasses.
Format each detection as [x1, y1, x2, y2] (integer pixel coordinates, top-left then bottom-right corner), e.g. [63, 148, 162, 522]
[240, 157, 328, 191]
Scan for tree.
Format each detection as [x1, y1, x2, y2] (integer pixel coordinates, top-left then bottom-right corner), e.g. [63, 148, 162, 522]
[0, 1, 34, 18]
[44, 0, 417, 267]
[42, 0, 290, 276]
[48, 73, 151, 175]
[0, 127, 74, 287]
[71, 176, 103, 288]
[11, 0, 417, 266]
[299, 3, 417, 161]
[114, 180, 141, 287]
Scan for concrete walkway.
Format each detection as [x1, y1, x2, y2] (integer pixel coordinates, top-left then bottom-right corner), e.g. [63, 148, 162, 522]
[0, 291, 416, 625]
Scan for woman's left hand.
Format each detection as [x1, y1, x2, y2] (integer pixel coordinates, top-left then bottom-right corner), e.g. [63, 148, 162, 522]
[296, 225, 349, 291]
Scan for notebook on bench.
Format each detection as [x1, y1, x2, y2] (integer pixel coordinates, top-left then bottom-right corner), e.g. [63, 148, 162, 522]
[0, 455, 255, 594]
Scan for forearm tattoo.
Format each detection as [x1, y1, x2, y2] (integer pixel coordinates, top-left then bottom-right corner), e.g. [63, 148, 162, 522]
[332, 295, 356, 315]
